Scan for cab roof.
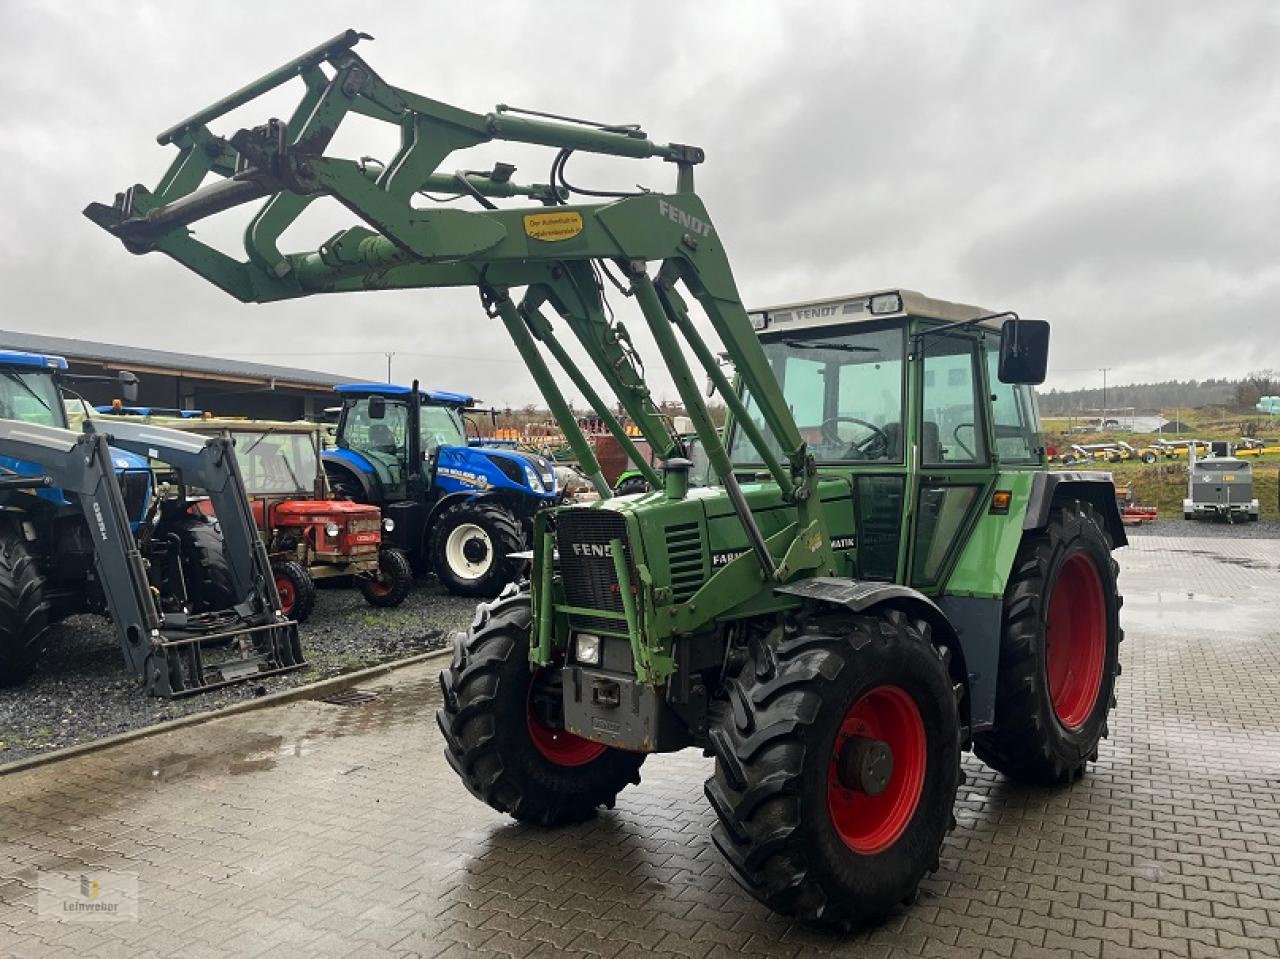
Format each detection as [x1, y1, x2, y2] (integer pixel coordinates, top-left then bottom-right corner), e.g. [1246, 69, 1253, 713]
[0, 349, 68, 370]
[334, 383, 474, 405]
[749, 289, 1001, 334]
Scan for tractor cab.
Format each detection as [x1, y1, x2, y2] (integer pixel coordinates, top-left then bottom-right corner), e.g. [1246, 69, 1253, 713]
[323, 382, 557, 596]
[0, 351, 153, 527]
[728, 290, 1054, 586]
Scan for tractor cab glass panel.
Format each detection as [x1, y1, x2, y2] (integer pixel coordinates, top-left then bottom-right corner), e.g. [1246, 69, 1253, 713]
[235, 431, 319, 496]
[420, 403, 466, 457]
[986, 344, 1041, 465]
[341, 397, 409, 457]
[729, 324, 906, 465]
[0, 371, 63, 428]
[919, 335, 985, 466]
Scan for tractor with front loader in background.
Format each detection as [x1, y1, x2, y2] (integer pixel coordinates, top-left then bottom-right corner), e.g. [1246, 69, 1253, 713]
[322, 383, 557, 597]
[0, 354, 302, 694]
[86, 29, 1123, 925]
[91, 408, 414, 620]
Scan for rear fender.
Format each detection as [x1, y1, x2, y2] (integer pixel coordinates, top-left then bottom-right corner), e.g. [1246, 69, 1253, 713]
[774, 577, 972, 732]
[1025, 471, 1128, 547]
[322, 458, 377, 503]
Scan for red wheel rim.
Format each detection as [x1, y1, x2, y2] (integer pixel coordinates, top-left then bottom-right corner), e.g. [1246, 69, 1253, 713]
[274, 575, 295, 614]
[526, 671, 607, 767]
[1046, 552, 1107, 729]
[365, 577, 391, 597]
[827, 685, 927, 855]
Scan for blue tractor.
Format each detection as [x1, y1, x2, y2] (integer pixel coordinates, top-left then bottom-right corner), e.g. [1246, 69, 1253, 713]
[321, 382, 557, 596]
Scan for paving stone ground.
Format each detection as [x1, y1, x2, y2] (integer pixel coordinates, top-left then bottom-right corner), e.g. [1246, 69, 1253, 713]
[1, 532, 1278, 958]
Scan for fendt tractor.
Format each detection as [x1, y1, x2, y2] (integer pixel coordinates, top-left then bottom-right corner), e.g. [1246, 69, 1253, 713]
[0, 354, 302, 695]
[86, 30, 1123, 924]
[322, 383, 556, 596]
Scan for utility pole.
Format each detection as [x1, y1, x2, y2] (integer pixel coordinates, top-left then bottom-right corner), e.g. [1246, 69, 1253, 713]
[1099, 367, 1111, 430]
[385, 352, 395, 383]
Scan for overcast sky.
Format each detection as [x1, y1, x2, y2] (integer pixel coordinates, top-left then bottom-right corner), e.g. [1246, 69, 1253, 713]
[2, 1, 1277, 407]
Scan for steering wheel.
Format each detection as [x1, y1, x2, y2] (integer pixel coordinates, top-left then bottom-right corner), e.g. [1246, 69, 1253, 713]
[952, 423, 976, 460]
[821, 416, 891, 459]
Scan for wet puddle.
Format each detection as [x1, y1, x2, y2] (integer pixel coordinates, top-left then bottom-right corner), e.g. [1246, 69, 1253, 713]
[1123, 591, 1278, 634]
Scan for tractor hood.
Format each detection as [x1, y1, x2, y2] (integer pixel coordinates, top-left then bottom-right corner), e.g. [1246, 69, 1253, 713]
[270, 499, 381, 524]
[436, 445, 557, 497]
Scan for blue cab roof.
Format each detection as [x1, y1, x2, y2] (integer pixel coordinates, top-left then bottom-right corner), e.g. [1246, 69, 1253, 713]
[0, 350, 68, 371]
[334, 383, 474, 406]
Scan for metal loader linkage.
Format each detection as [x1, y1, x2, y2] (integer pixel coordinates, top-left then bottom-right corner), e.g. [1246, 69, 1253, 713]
[0, 418, 302, 696]
[87, 30, 1122, 926]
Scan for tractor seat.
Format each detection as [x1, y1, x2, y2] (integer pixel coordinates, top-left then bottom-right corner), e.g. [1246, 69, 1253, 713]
[367, 424, 398, 451]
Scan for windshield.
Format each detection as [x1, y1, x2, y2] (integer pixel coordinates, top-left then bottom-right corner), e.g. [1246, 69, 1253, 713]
[728, 324, 906, 464]
[233, 431, 319, 495]
[0, 371, 64, 428]
[421, 403, 466, 453]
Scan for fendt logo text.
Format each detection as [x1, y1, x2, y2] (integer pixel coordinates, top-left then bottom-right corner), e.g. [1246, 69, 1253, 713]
[658, 200, 713, 237]
[570, 543, 613, 558]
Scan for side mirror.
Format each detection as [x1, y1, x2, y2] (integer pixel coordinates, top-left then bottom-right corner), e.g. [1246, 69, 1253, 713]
[998, 318, 1050, 385]
[119, 370, 139, 403]
[368, 395, 386, 419]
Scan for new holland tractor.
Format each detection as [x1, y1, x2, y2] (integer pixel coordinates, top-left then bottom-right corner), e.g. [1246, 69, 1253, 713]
[322, 382, 556, 596]
[86, 29, 1124, 924]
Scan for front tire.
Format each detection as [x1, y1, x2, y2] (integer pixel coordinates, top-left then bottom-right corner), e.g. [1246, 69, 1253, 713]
[359, 547, 413, 608]
[0, 534, 51, 687]
[430, 501, 524, 598]
[437, 586, 645, 825]
[705, 609, 960, 927]
[271, 560, 315, 623]
[973, 499, 1121, 784]
[168, 517, 236, 611]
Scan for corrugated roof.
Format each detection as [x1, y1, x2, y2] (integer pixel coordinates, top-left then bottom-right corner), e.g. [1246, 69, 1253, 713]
[0, 329, 358, 390]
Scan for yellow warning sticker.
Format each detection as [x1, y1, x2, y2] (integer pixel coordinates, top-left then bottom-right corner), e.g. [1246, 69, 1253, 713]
[523, 211, 583, 242]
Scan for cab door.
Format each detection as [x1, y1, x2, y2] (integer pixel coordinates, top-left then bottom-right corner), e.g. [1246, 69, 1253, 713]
[904, 330, 995, 592]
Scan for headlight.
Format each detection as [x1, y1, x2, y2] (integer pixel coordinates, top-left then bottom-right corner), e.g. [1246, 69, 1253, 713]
[382, 517, 395, 533]
[325, 522, 341, 539]
[574, 633, 601, 666]
[524, 464, 542, 490]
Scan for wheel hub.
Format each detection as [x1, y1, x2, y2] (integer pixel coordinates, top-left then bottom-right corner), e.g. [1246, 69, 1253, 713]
[463, 537, 489, 564]
[837, 736, 894, 796]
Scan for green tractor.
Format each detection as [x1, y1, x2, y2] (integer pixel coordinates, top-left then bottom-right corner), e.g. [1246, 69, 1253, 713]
[86, 30, 1123, 925]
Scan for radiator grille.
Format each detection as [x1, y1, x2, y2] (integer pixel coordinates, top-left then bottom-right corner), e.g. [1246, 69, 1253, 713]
[665, 521, 705, 601]
[555, 509, 631, 634]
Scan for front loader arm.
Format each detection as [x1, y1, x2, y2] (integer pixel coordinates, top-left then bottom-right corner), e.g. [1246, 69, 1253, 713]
[84, 28, 824, 580]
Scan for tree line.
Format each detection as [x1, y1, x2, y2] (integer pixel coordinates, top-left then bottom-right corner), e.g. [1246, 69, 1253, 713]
[1039, 372, 1279, 414]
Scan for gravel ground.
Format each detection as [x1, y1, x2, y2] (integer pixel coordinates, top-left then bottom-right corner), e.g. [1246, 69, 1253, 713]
[1127, 517, 1280, 538]
[0, 580, 475, 765]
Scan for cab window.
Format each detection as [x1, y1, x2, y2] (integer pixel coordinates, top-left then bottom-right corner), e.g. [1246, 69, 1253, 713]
[419, 403, 466, 456]
[729, 324, 906, 465]
[920, 336, 985, 466]
[985, 346, 1041, 465]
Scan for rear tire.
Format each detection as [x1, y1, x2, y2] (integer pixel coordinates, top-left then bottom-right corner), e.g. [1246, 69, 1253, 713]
[973, 499, 1121, 784]
[0, 534, 50, 687]
[437, 585, 645, 825]
[359, 547, 413, 608]
[271, 560, 315, 623]
[705, 609, 960, 927]
[168, 517, 236, 612]
[430, 501, 524, 598]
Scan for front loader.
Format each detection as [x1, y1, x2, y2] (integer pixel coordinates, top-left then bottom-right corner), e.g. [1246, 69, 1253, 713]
[86, 29, 1124, 925]
[0, 416, 303, 696]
